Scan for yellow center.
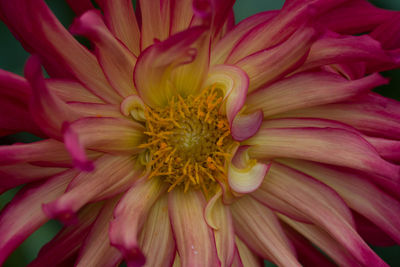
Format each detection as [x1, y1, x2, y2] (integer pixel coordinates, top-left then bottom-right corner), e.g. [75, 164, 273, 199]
[138, 86, 236, 194]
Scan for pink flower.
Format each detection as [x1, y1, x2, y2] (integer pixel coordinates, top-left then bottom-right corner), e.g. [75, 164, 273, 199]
[0, 0, 400, 266]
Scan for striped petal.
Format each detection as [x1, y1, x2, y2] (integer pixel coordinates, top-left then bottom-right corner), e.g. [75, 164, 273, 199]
[231, 196, 300, 266]
[282, 159, 400, 244]
[96, 0, 140, 55]
[234, 237, 263, 267]
[43, 155, 142, 223]
[110, 178, 166, 266]
[0, 170, 76, 265]
[70, 10, 137, 98]
[29, 204, 103, 267]
[47, 79, 103, 104]
[236, 27, 316, 92]
[134, 27, 208, 107]
[246, 71, 387, 117]
[260, 163, 387, 267]
[245, 126, 400, 179]
[75, 197, 122, 267]
[139, 195, 176, 267]
[168, 188, 220, 267]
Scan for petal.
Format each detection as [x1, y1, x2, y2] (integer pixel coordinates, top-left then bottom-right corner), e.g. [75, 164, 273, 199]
[134, 26, 208, 107]
[234, 237, 263, 267]
[70, 10, 137, 98]
[246, 71, 388, 117]
[110, 178, 166, 266]
[228, 146, 270, 194]
[280, 216, 361, 267]
[43, 155, 142, 223]
[282, 159, 400, 244]
[168, 188, 220, 267]
[0, 0, 120, 103]
[29, 204, 103, 267]
[236, 27, 316, 92]
[65, 0, 94, 15]
[371, 13, 400, 50]
[0, 170, 76, 265]
[260, 163, 387, 267]
[211, 10, 278, 65]
[230, 111, 263, 141]
[64, 117, 145, 155]
[204, 191, 235, 266]
[231, 196, 300, 267]
[96, 0, 140, 55]
[67, 102, 124, 118]
[139, 195, 176, 267]
[75, 198, 122, 267]
[0, 69, 30, 103]
[297, 33, 395, 73]
[245, 126, 400, 180]
[366, 137, 400, 163]
[25, 56, 81, 139]
[47, 79, 104, 104]
[0, 164, 66, 191]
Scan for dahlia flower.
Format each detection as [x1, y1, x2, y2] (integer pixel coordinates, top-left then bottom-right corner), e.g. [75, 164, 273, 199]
[1, 0, 400, 266]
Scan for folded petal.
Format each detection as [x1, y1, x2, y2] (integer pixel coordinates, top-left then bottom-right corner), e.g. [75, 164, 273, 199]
[204, 191, 235, 266]
[96, 0, 140, 55]
[139, 195, 176, 267]
[75, 197, 122, 267]
[231, 111, 264, 142]
[29, 203, 103, 267]
[232, 196, 300, 266]
[246, 71, 387, 117]
[134, 27, 208, 107]
[282, 159, 400, 244]
[260, 163, 387, 267]
[245, 126, 400, 179]
[366, 137, 400, 163]
[236, 27, 316, 92]
[25, 56, 81, 139]
[0, 170, 76, 265]
[228, 146, 269, 193]
[168, 187, 220, 267]
[110, 178, 166, 266]
[234, 237, 263, 267]
[43, 155, 143, 223]
[70, 10, 137, 98]
[0, 0, 120, 103]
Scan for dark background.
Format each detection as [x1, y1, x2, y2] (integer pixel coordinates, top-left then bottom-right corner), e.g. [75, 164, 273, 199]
[0, 0, 399, 266]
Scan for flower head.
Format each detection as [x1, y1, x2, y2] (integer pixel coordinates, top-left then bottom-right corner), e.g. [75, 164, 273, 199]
[0, 0, 400, 266]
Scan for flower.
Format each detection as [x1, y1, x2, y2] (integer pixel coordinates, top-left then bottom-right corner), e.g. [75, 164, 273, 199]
[0, 0, 400, 266]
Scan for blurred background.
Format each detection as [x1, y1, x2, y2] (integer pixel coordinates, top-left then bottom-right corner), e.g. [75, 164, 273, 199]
[0, 0, 399, 266]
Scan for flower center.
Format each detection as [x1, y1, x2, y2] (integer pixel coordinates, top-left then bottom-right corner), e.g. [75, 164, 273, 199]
[139, 86, 236, 194]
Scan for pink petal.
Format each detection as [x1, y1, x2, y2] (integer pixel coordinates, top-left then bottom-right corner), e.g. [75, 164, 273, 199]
[25, 56, 81, 139]
[65, 0, 93, 15]
[47, 79, 104, 104]
[70, 10, 137, 98]
[234, 237, 263, 267]
[231, 111, 263, 141]
[110, 178, 166, 266]
[371, 13, 400, 50]
[231, 196, 299, 266]
[138, 195, 176, 267]
[204, 191, 235, 266]
[236, 27, 316, 92]
[134, 26, 208, 107]
[282, 159, 400, 244]
[96, 0, 140, 56]
[228, 146, 270, 193]
[0, 0, 120, 103]
[75, 197, 123, 267]
[67, 102, 124, 118]
[366, 137, 400, 163]
[246, 126, 400, 180]
[0, 170, 76, 265]
[43, 155, 142, 224]
[261, 163, 387, 267]
[29, 203, 103, 267]
[246, 71, 388, 117]
[168, 188, 220, 267]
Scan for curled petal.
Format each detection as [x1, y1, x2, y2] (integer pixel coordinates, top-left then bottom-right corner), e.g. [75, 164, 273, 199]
[134, 27, 208, 107]
[0, 170, 76, 265]
[139, 195, 176, 267]
[231, 111, 263, 141]
[70, 10, 137, 98]
[110, 178, 166, 266]
[228, 146, 270, 193]
[120, 95, 146, 121]
[168, 187, 220, 267]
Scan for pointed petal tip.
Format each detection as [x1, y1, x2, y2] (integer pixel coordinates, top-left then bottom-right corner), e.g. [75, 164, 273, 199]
[42, 202, 79, 225]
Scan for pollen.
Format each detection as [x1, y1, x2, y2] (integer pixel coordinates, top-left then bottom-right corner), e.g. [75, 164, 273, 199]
[139, 85, 236, 194]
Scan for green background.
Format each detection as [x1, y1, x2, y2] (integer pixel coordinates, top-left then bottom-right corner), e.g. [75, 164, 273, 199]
[0, 0, 399, 266]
